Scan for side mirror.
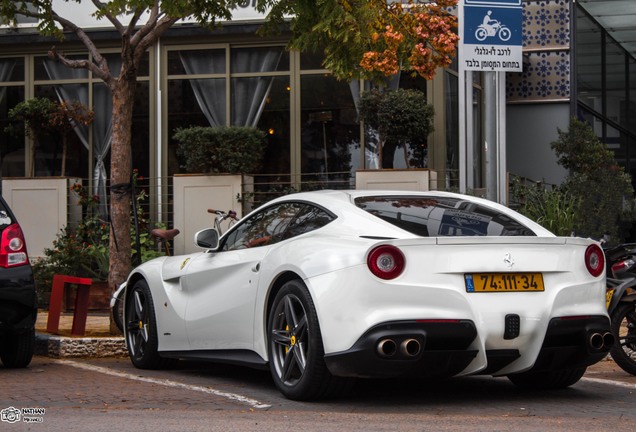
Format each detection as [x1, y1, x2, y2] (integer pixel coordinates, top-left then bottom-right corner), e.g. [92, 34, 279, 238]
[194, 228, 220, 250]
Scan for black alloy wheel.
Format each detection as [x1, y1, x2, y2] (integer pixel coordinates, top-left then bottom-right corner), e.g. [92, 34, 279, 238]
[267, 279, 351, 400]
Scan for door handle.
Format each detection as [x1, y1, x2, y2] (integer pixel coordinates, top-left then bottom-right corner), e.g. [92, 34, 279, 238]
[252, 262, 260, 272]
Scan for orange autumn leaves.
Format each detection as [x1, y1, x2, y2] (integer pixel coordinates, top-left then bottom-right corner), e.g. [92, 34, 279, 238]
[359, 0, 459, 80]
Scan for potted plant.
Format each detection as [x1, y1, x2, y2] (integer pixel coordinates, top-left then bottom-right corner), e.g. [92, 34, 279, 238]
[171, 126, 267, 255]
[356, 88, 437, 191]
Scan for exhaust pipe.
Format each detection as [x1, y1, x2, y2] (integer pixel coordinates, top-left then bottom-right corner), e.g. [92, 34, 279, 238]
[602, 332, 615, 349]
[399, 338, 421, 357]
[376, 339, 397, 357]
[589, 333, 604, 350]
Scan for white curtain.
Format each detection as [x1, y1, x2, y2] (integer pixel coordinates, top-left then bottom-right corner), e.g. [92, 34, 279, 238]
[179, 51, 226, 126]
[44, 57, 121, 217]
[230, 49, 282, 127]
[180, 47, 282, 128]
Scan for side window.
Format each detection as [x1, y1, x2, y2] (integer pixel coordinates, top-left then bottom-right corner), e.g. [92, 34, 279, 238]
[221, 202, 302, 251]
[281, 204, 335, 240]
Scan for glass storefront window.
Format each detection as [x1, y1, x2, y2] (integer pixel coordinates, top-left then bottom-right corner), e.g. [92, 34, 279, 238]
[606, 40, 626, 131]
[630, 58, 636, 135]
[167, 49, 226, 76]
[300, 74, 358, 189]
[34, 55, 89, 81]
[0, 57, 25, 177]
[251, 76, 291, 189]
[576, 12, 602, 113]
[231, 46, 288, 73]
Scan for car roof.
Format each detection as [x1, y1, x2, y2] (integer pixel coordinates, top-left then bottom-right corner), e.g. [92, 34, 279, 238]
[264, 189, 554, 237]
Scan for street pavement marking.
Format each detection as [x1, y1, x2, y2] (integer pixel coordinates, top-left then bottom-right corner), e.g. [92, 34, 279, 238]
[582, 377, 636, 389]
[56, 359, 272, 410]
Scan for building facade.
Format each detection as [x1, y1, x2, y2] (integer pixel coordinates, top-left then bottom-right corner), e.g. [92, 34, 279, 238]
[0, 1, 634, 215]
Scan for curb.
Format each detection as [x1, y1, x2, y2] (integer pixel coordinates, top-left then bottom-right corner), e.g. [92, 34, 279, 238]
[35, 332, 128, 358]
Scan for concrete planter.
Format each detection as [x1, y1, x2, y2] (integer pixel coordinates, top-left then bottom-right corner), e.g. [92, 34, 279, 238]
[172, 174, 253, 255]
[1, 177, 81, 259]
[355, 169, 438, 191]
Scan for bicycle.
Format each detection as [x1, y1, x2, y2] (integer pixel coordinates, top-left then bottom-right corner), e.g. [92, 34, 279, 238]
[207, 208, 239, 234]
[111, 209, 239, 333]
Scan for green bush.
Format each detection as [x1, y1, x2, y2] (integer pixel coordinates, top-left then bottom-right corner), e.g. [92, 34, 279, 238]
[174, 126, 267, 174]
[512, 118, 634, 242]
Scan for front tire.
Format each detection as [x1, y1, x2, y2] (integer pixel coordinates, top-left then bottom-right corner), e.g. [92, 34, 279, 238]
[507, 367, 586, 389]
[0, 328, 34, 368]
[267, 280, 351, 400]
[610, 302, 636, 375]
[125, 279, 172, 369]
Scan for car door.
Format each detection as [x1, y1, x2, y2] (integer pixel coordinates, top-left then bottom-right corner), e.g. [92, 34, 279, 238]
[182, 202, 302, 351]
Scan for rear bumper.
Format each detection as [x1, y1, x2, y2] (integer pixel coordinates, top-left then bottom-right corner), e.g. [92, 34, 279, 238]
[0, 265, 37, 334]
[515, 315, 612, 374]
[324, 320, 479, 378]
[323, 316, 611, 379]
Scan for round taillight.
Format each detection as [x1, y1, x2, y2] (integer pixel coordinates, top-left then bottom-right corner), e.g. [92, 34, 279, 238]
[367, 245, 405, 280]
[585, 244, 605, 277]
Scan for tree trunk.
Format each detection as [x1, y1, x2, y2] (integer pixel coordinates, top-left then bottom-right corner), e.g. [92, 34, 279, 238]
[108, 77, 136, 334]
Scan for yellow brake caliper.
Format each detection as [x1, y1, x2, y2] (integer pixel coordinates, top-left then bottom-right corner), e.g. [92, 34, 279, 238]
[286, 324, 294, 354]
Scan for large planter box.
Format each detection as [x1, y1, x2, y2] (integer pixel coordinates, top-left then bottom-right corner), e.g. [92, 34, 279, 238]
[173, 174, 252, 255]
[355, 169, 437, 191]
[1, 177, 81, 259]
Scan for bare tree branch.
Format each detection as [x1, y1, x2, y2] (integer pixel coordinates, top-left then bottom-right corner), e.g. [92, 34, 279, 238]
[91, 0, 125, 34]
[48, 10, 116, 86]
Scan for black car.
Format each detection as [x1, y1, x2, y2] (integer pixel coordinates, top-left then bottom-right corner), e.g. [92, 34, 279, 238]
[0, 195, 36, 368]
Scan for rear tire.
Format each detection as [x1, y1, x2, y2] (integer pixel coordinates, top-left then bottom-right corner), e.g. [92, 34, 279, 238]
[267, 280, 352, 400]
[507, 367, 586, 389]
[0, 328, 35, 368]
[609, 302, 636, 375]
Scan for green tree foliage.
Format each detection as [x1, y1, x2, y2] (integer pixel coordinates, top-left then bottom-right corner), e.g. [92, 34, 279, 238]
[359, 88, 434, 168]
[174, 126, 267, 174]
[512, 118, 634, 241]
[551, 118, 634, 241]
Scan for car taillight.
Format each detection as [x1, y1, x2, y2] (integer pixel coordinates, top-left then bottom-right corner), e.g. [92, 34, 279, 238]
[585, 244, 604, 277]
[367, 245, 405, 280]
[0, 223, 29, 268]
[612, 259, 634, 275]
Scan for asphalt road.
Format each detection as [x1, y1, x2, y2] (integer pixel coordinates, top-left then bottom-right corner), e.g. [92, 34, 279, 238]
[1, 356, 635, 431]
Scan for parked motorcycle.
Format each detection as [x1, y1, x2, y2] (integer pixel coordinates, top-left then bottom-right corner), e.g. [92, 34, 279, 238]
[605, 243, 636, 375]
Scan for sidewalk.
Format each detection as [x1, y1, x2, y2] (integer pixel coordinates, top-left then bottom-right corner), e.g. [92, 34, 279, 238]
[35, 310, 127, 358]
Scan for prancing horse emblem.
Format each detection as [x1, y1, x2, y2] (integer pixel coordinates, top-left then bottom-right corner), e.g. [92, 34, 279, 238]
[504, 253, 514, 269]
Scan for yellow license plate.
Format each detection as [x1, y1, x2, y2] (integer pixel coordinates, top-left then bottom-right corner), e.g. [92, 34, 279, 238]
[465, 273, 545, 292]
[606, 289, 614, 309]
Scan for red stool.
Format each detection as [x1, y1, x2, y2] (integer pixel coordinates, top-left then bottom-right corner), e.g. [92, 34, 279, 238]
[46, 275, 93, 336]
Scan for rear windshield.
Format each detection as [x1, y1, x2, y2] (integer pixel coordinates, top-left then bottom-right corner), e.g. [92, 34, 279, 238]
[354, 196, 536, 237]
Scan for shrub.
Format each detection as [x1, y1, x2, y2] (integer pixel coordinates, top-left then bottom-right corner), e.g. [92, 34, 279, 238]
[512, 118, 634, 242]
[174, 126, 267, 174]
[359, 88, 434, 168]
